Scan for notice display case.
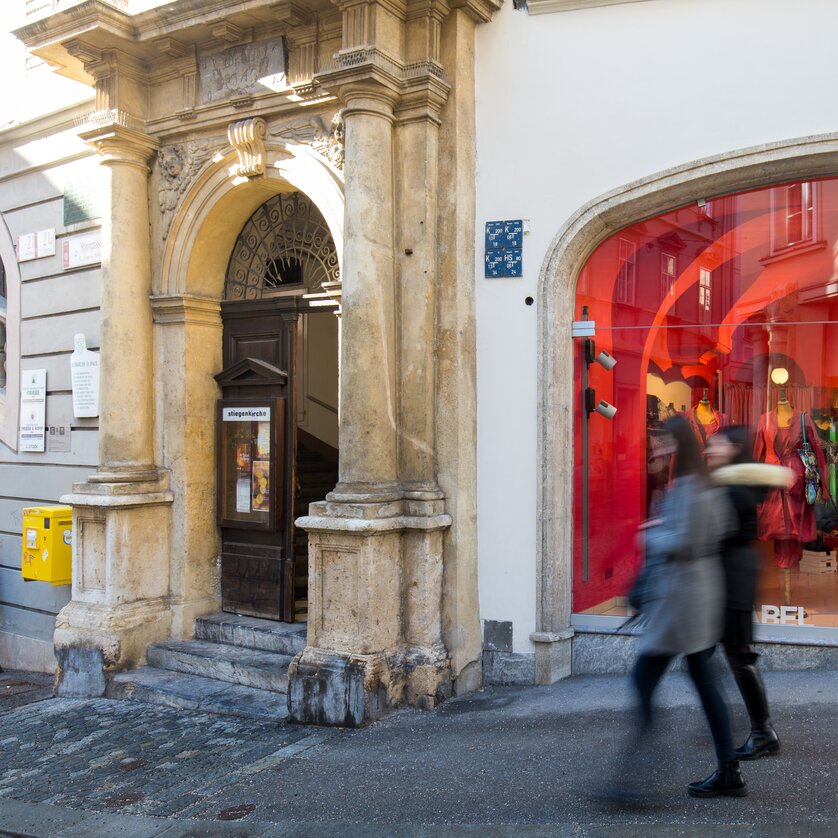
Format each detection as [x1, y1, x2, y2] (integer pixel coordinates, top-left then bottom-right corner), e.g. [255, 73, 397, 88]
[217, 398, 285, 530]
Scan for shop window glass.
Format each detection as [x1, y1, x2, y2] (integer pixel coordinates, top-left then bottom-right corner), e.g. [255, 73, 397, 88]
[574, 178, 838, 632]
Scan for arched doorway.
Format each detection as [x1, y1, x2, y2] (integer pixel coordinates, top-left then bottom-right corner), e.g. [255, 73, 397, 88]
[217, 191, 340, 622]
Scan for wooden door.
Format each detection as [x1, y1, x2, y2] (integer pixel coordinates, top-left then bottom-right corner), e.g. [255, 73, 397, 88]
[216, 299, 298, 621]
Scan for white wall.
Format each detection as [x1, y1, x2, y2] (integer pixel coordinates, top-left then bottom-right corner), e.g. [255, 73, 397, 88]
[475, 0, 838, 652]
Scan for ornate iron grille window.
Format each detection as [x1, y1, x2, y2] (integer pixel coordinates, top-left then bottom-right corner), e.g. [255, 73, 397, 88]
[224, 192, 339, 301]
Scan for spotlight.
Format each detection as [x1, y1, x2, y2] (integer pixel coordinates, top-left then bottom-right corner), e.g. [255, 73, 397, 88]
[594, 349, 617, 371]
[594, 400, 617, 420]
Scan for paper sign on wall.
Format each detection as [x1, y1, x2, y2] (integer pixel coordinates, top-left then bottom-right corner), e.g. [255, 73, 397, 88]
[70, 334, 100, 418]
[19, 369, 47, 452]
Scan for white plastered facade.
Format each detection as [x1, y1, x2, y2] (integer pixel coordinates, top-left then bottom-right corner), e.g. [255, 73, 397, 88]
[475, 0, 838, 659]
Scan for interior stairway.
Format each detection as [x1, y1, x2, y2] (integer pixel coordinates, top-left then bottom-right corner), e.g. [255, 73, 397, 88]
[107, 613, 306, 721]
[293, 434, 339, 622]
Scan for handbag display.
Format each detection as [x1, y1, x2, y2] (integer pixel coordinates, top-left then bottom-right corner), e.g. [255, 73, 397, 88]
[797, 412, 822, 506]
[815, 498, 838, 532]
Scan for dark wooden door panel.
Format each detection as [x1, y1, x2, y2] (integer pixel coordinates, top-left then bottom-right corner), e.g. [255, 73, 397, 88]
[218, 299, 298, 622]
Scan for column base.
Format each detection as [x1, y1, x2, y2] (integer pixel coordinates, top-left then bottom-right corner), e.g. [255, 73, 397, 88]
[291, 499, 453, 725]
[88, 464, 161, 484]
[287, 648, 393, 727]
[287, 644, 452, 726]
[54, 598, 172, 697]
[403, 643, 452, 710]
[56, 476, 174, 697]
[530, 629, 574, 685]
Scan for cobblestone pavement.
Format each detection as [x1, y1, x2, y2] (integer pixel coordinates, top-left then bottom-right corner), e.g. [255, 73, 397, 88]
[0, 669, 53, 712]
[2, 668, 838, 836]
[0, 696, 330, 822]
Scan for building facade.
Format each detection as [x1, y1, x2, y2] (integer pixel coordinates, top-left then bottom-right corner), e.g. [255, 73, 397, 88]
[3, 0, 838, 725]
[475, 0, 838, 679]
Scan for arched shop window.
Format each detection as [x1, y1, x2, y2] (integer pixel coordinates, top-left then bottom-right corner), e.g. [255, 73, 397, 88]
[574, 178, 838, 635]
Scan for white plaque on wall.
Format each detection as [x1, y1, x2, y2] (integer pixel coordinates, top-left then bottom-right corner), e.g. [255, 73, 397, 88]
[47, 424, 72, 453]
[19, 369, 47, 452]
[70, 334, 100, 418]
[63, 231, 102, 269]
[16, 229, 56, 262]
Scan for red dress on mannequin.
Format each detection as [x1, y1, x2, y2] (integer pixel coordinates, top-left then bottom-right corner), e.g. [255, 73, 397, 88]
[754, 408, 829, 568]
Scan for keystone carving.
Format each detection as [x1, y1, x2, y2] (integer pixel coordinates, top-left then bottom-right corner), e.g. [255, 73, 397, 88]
[228, 118, 268, 178]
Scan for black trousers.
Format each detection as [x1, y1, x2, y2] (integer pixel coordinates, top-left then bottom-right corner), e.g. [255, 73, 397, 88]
[632, 647, 735, 764]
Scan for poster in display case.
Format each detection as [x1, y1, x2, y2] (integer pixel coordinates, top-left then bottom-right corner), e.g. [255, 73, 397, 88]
[217, 399, 285, 529]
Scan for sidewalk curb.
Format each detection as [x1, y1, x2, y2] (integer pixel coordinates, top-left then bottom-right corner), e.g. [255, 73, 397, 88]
[1, 799, 837, 838]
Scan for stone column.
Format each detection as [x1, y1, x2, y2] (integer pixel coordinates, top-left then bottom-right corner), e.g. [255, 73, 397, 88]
[54, 119, 174, 696]
[83, 122, 159, 484]
[329, 87, 400, 502]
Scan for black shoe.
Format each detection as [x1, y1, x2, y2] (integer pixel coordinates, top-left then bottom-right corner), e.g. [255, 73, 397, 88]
[687, 761, 747, 798]
[736, 725, 780, 760]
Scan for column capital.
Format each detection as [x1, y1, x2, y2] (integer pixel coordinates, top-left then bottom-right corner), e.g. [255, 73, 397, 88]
[79, 118, 159, 169]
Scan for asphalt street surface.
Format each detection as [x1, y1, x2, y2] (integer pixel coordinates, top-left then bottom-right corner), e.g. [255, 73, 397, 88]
[1, 664, 837, 835]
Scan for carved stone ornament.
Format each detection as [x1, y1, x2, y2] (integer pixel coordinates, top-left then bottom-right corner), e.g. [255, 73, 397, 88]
[270, 111, 344, 171]
[157, 140, 216, 240]
[228, 118, 268, 179]
[311, 111, 345, 171]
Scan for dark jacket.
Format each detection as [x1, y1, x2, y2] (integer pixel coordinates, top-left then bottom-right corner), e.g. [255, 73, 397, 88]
[711, 463, 794, 612]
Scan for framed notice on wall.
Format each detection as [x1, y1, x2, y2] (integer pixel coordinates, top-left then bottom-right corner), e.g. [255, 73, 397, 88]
[19, 369, 47, 452]
[217, 399, 285, 530]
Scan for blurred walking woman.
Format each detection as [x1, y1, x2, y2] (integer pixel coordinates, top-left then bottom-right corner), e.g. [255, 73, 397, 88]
[631, 416, 745, 798]
[707, 426, 791, 760]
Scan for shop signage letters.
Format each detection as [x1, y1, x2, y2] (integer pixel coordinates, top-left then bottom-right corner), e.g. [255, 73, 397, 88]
[761, 604, 806, 625]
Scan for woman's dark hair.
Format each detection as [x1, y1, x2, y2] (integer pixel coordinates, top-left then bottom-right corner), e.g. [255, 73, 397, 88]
[662, 415, 707, 478]
[714, 424, 755, 465]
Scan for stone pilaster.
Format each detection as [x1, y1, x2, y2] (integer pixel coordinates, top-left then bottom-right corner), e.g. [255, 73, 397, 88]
[54, 118, 174, 697]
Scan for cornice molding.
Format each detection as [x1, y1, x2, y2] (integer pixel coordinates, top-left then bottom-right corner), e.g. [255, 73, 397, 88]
[447, 0, 502, 23]
[526, 0, 652, 15]
[317, 49, 450, 118]
[151, 294, 222, 326]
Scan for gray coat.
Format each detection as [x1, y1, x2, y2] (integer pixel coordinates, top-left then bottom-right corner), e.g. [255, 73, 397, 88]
[639, 475, 731, 657]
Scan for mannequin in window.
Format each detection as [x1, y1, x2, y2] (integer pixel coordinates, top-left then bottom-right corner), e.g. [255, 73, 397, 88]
[686, 387, 725, 448]
[754, 388, 830, 602]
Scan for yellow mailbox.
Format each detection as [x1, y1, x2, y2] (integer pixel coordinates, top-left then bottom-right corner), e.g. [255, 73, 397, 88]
[21, 505, 72, 586]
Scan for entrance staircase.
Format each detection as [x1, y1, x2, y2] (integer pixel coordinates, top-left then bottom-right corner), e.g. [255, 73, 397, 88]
[293, 433, 339, 621]
[107, 613, 306, 721]
[108, 435, 335, 721]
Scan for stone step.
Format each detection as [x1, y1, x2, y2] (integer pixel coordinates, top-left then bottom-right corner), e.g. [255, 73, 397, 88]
[107, 668, 288, 722]
[147, 640, 292, 692]
[195, 613, 307, 656]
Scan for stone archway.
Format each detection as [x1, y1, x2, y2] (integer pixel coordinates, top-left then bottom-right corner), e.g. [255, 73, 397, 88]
[152, 141, 345, 639]
[535, 132, 838, 680]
